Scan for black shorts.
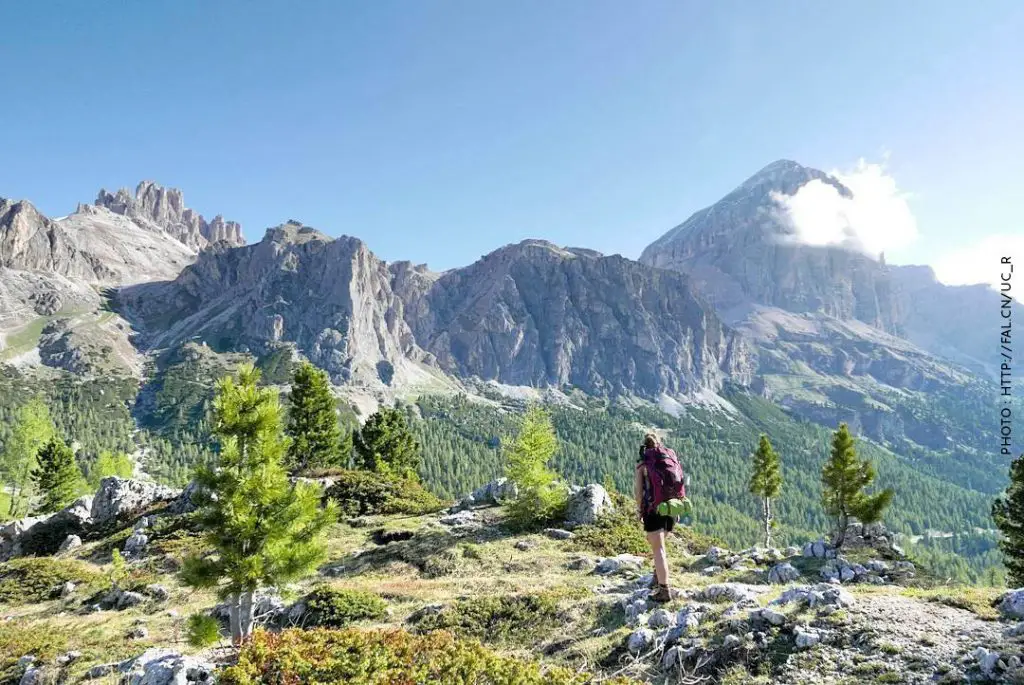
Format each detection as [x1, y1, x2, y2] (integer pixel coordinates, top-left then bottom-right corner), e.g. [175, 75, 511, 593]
[643, 512, 676, 533]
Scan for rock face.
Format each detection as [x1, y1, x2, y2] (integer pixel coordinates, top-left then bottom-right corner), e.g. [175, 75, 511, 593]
[395, 240, 752, 397]
[96, 181, 244, 250]
[91, 478, 180, 525]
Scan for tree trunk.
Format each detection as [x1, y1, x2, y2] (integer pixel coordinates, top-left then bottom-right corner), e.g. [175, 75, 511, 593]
[239, 590, 255, 641]
[763, 497, 772, 548]
[835, 511, 848, 549]
[228, 594, 242, 646]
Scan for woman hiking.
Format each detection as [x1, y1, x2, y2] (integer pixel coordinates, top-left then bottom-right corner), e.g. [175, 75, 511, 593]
[634, 433, 686, 603]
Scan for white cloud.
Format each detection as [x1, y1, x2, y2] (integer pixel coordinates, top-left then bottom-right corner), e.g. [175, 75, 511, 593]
[933, 234, 1024, 293]
[770, 159, 919, 258]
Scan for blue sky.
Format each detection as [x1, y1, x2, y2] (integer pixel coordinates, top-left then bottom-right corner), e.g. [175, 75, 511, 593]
[1, 1, 1021, 281]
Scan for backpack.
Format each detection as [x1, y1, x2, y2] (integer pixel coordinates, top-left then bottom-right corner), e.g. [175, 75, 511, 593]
[643, 446, 687, 515]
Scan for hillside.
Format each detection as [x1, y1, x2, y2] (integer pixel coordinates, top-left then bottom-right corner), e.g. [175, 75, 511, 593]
[0, 475, 1020, 684]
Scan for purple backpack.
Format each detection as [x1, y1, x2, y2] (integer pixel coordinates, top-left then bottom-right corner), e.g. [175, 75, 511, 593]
[643, 446, 686, 513]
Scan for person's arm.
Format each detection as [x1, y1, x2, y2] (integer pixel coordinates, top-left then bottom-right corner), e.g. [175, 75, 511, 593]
[634, 464, 645, 520]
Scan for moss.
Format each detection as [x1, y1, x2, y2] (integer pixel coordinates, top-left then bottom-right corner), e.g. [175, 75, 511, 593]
[0, 557, 105, 604]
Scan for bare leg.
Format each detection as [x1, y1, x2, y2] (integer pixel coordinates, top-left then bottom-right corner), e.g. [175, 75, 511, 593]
[647, 530, 669, 585]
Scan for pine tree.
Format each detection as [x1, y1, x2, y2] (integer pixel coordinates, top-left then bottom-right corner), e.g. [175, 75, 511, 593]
[354, 406, 421, 479]
[32, 437, 84, 514]
[181, 363, 337, 644]
[749, 434, 782, 548]
[1, 397, 56, 516]
[821, 423, 894, 548]
[993, 453, 1024, 586]
[285, 362, 343, 472]
[504, 405, 567, 531]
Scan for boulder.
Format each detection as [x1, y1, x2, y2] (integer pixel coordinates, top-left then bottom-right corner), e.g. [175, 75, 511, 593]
[60, 581, 77, 598]
[998, 589, 1024, 620]
[56, 651, 81, 666]
[454, 479, 519, 510]
[794, 626, 822, 650]
[58, 534, 83, 553]
[19, 666, 42, 685]
[648, 608, 675, 628]
[594, 554, 645, 576]
[167, 480, 206, 516]
[117, 648, 216, 685]
[768, 562, 800, 584]
[84, 664, 115, 679]
[563, 484, 613, 529]
[757, 608, 787, 626]
[543, 528, 575, 540]
[128, 625, 149, 639]
[975, 647, 1001, 678]
[438, 510, 480, 528]
[723, 634, 742, 649]
[8, 498, 92, 558]
[124, 532, 149, 557]
[514, 539, 537, 551]
[627, 628, 654, 654]
[91, 478, 179, 525]
[566, 556, 596, 571]
[705, 546, 728, 563]
[693, 583, 760, 605]
[774, 583, 853, 609]
[146, 584, 170, 602]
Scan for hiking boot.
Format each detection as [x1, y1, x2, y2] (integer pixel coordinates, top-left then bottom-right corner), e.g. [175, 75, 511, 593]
[647, 575, 658, 590]
[650, 584, 671, 603]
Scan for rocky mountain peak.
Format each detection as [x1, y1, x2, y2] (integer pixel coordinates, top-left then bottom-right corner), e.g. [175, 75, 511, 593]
[95, 181, 244, 250]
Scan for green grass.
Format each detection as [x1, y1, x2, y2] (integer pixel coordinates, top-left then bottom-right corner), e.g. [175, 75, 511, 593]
[0, 316, 52, 360]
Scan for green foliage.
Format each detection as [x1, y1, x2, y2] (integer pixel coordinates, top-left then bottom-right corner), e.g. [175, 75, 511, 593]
[410, 593, 562, 645]
[220, 628, 637, 685]
[31, 437, 85, 514]
[255, 346, 296, 385]
[749, 434, 782, 547]
[570, 493, 648, 556]
[0, 396, 56, 517]
[108, 548, 128, 587]
[0, 557, 105, 604]
[303, 586, 388, 628]
[180, 363, 337, 640]
[324, 469, 446, 517]
[354, 405, 422, 479]
[993, 453, 1024, 586]
[186, 613, 222, 648]
[286, 362, 346, 471]
[503, 406, 568, 531]
[821, 423, 894, 548]
[88, 450, 133, 489]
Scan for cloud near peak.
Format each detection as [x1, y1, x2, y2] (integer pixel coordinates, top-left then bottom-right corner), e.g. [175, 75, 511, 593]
[770, 159, 919, 258]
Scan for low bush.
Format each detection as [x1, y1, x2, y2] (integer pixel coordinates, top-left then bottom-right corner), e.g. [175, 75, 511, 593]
[324, 470, 446, 517]
[570, 495, 648, 556]
[220, 628, 636, 685]
[410, 593, 562, 645]
[303, 586, 388, 628]
[186, 613, 222, 648]
[0, 621, 70, 682]
[0, 557, 105, 604]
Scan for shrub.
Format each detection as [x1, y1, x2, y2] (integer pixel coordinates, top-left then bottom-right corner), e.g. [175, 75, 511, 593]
[570, 495, 648, 557]
[304, 586, 388, 628]
[0, 557, 105, 604]
[219, 628, 636, 685]
[0, 621, 70, 682]
[186, 613, 222, 648]
[325, 469, 446, 517]
[410, 593, 562, 645]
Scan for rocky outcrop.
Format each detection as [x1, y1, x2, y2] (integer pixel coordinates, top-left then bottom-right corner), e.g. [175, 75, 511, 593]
[91, 477, 179, 525]
[116, 648, 216, 685]
[564, 484, 613, 529]
[96, 181, 244, 250]
[1, 199, 116, 281]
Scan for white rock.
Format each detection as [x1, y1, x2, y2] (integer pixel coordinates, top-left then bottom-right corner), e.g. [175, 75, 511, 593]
[999, 590, 1024, 620]
[117, 648, 216, 685]
[544, 528, 574, 540]
[58, 534, 83, 553]
[794, 626, 821, 650]
[60, 581, 77, 598]
[768, 562, 800, 584]
[706, 546, 728, 563]
[595, 554, 645, 576]
[648, 608, 675, 628]
[627, 628, 654, 654]
[723, 634, 742, 649]
[975, 647, 1001, 676]
[564, 484, 613, 529]
[124, 532, 149, 557]
[91, 478, 179, 525]
[758, 608, 787, 626]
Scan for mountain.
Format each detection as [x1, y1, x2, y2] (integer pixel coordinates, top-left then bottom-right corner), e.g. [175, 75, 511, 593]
[118, 228, 749, 401]
[639, 159, 1013, 380]
[0, 182, 242, 374]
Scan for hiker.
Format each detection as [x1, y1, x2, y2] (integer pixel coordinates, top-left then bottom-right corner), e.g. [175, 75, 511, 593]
[635, 433, 687, 602]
